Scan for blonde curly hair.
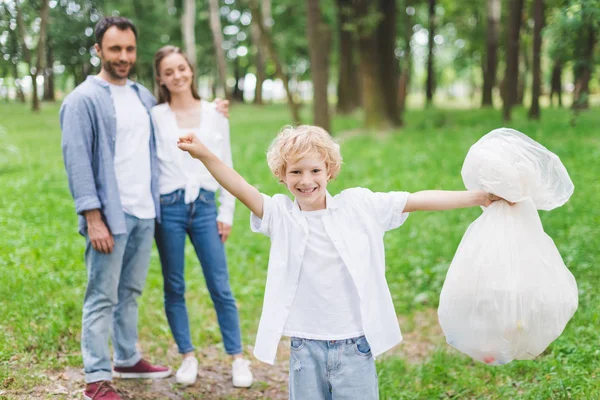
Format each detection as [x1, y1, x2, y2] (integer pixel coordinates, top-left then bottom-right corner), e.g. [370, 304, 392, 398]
[266, 125, 342, 181]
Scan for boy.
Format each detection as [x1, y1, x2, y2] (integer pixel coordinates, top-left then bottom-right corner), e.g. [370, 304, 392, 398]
[177, 125, 502, 399]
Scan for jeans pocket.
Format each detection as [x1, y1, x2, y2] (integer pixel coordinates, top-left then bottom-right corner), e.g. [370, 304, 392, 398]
[198, 191, 216, 205]
[290, 337, 305, 351]
[160, 191, 179, 206]
[354, 336, 372, 357]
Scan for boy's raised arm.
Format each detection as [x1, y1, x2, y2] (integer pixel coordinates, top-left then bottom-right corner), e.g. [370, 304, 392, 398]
[404, 190, 503, 213]
[178, 134, 264, 219]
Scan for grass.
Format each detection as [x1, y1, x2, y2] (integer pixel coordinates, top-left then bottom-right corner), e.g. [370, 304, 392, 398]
[0, 100, 599, 399]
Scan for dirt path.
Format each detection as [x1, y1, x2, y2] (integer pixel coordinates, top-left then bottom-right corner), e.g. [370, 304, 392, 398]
[10, 310, 445, 399]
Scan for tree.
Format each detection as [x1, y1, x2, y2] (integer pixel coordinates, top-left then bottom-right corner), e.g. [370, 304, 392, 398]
[378, 0, 400, 125]
[181, 0, 197, 70]
[572, 29, 596, 110]
[250, 0, 271, 105]
[306, 0, 332, 132]
[546, 0, 599, 110]
[549, 60, 562, 107]
[482, 0, 500, 107]
[398, 0, 414, 114]
[336, 0, 360, 114]
[502, 0, 524, 121]
[528, 0, 544, 119]
[209, 0, 230, 100]
[16, 0, 50, 112]
[425, 0, 436, 107]
[43, 34, 55, 101]
[247, 0, 301, 123]
[354, 0, 401, 130]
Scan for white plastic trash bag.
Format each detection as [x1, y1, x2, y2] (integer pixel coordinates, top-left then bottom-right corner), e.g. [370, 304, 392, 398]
[437, 128, 578, 365]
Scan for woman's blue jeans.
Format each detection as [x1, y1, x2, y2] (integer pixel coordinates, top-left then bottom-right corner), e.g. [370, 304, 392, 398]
[155, 189, 242, 355]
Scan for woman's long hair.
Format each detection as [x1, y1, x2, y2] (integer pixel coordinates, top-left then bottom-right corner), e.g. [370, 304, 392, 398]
[154, 45, 200, 105]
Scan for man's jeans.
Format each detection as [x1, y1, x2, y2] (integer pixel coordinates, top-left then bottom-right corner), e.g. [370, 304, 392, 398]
[289, 336, 379, 400]
[154, 189, 242, 355]
[82, 213, 155, 383]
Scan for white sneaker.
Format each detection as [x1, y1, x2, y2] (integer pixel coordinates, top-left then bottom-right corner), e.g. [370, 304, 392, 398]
[232, 358, 253, 388]
[176, 356, 198, 386]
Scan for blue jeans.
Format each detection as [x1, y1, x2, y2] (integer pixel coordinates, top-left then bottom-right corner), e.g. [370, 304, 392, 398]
[289, 336, 379, 400]
[154, 189, 242, 355]
[81, 213, 155, 383]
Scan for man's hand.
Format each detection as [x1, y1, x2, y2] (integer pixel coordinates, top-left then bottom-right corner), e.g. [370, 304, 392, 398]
[214, 98, 230, 118]
[217, 221, 232, 243]
[178, 133, 213, 160]
[85, 209, 114, 253]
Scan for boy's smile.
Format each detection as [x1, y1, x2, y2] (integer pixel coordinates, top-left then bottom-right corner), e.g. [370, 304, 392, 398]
[283, 153, 329, 211]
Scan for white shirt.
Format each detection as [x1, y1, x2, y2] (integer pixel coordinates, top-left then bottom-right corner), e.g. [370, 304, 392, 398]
[282, 209, 364, 340]
[250, 188, 410, 364]
[150, 101, 235, 225]
[108, 80, 155, 219]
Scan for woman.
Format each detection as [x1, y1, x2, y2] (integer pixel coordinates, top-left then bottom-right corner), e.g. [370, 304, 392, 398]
[151, 45, 252, 387]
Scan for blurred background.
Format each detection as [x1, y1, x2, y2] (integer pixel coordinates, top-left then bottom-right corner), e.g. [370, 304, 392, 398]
[0, 0, 598, 128]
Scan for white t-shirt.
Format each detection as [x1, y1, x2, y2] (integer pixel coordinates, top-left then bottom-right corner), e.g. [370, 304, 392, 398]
[108, 81, 155, 219]
[282, 209, 364, 340]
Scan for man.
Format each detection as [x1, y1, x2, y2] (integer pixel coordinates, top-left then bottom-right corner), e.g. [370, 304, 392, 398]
[60, 17, 228, 400]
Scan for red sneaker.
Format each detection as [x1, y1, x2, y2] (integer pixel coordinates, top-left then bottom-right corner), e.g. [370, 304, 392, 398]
[112, 359, 172, 379]
[83, 381, 121, 400]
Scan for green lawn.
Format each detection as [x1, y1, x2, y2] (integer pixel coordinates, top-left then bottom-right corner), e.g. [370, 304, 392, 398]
[1, 101, 598, 399]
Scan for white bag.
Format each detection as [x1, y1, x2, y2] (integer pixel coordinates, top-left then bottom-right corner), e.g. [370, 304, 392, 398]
[437, 128, 578, 365]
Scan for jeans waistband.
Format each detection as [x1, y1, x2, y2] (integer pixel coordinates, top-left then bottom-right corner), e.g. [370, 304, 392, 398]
[296, 335, 365, 345]
[160, 188, 214, 201]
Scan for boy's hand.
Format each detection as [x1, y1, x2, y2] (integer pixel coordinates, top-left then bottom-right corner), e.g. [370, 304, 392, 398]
[484, 192, 515, 207]
[177, 133, 211, 159]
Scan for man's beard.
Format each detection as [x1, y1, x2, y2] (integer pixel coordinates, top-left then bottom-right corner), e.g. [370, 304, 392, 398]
[103, 60, 133, 80]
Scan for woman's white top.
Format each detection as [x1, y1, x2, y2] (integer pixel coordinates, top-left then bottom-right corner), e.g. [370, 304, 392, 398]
[282, 209, 364, 340]
[150, 100, 235, 225]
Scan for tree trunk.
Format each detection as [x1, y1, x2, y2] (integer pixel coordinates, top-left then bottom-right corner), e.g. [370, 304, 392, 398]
[250, 22, 265, 104]
[306, 0, 332, 132]
[336, 0, 360, 114]
[398, 0, 414, 114]
[43, 35, 55, 101]
[251, 0, 270, 104]
[354, 0, 392, 130]
[482, 0, 500, 107]
[12, 63, 25, 103]
[572, 30, 595, 110]
[247, 0, 301, 123]
[517, 41, 528, 106]
[378, 0, 401, 125]
[425, 0, 436, 107]
[232, 56, 245, 102]
[181, 0, 197, 70]
[549, 60, 562, 107]
[209, 0, 230, 100]
[17, 0, 49, 112]
[502, 0, 524, 121]
[528, 0, 543, 119]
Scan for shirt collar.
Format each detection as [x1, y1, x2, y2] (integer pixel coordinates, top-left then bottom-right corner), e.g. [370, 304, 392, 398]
[87, 75, 138, 90]
[291, 191, 337, 216]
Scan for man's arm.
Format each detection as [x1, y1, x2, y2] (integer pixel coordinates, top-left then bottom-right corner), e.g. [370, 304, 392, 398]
[60, 101, 114, 253]
[177, 134, 264, 218]
[403, 190, 501, 213]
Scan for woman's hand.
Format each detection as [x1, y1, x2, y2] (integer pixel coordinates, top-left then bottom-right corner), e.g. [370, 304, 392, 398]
[177, 133, 212, 160]
[217, 221, 232, 243]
